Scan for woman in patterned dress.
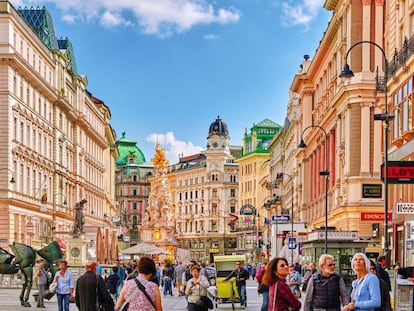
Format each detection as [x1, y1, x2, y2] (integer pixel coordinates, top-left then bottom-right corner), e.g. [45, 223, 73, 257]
[115, 256, 162, 311]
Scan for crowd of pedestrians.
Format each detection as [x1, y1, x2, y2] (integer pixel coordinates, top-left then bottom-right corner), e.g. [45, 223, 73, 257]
[31, 251, 414, 311]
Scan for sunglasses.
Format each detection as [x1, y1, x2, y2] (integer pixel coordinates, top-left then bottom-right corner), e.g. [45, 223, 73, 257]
[370, 267, 376, 271]
[278, 263, 288, 268]
[326, 263, 335, 267]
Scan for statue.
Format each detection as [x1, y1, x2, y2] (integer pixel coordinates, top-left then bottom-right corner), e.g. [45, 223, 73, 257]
[73, 199, 87, 238]
[151, 143, 169, 169]
[0, 241, 63, 307]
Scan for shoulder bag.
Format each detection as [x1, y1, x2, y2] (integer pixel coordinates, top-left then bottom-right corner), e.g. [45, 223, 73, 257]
[272, 281, 279, 311]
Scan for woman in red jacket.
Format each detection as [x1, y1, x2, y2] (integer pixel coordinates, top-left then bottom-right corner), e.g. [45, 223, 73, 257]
[261, 257, 301, 311]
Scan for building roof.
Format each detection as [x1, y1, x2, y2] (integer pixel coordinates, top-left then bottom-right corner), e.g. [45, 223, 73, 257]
[18, 6, 78, 75]
[115, 132, 146, 165]
[208, 115, 230, 138]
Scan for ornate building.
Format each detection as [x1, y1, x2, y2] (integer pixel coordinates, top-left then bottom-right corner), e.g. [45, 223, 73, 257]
[169, 116, 241, 263]
[115, 132, 153, 249]
[0, 3, 118, 259]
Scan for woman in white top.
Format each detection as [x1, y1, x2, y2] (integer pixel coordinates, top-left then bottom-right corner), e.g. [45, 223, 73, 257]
[185, 266, 210, 311]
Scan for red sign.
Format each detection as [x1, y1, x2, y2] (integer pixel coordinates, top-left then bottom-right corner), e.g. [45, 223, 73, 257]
[381, 161, 414, 183]
[360, 212, 392, 221]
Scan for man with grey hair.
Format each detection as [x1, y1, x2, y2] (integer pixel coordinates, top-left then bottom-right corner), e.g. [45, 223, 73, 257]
[304, 254, 350, 311]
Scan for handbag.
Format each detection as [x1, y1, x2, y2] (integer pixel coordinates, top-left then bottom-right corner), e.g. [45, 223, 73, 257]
[49, 282, 57, 293]
[200, 295, 213, 310]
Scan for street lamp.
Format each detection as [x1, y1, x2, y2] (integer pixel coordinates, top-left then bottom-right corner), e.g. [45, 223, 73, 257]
[339, 40, 394, 263]
[0, 168, 15, 183]
[276, 172, 294, 263]
[299, 125, 329, 253]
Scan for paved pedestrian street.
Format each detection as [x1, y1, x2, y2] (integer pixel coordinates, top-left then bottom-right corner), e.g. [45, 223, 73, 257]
[0, 279, 271, 311]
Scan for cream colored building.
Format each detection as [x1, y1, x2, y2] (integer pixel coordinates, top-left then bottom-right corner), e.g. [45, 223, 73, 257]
[168, 117, 241, 263]
[0, 2, 118, 256]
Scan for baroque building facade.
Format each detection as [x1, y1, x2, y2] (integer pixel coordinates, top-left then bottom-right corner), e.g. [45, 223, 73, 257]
[0, 2, 118, 259]
[115, 132, 154, 249]
[168, 116, 241, 263]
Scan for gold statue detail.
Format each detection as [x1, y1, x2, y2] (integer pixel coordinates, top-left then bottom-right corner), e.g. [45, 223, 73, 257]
[151, 143, 169, 169]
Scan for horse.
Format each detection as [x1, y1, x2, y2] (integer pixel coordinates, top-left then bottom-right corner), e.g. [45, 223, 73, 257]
[0, 241, 63, 307]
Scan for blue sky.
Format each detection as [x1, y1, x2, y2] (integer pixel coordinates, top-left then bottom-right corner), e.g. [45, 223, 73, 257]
[12, 0, 332, 163]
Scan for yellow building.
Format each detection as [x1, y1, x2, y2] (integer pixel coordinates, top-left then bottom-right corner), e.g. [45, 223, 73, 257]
[236, 119, 281, 262]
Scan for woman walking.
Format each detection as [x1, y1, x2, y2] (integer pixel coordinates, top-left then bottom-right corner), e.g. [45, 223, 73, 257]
[115, 256, 162, 311]
[185, 265, 210, 311]
[53, 260, 75, 311]
[261, 257, 301, 311]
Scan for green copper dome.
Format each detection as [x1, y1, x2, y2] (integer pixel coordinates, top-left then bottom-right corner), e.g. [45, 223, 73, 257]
[115, 132, 146, 165]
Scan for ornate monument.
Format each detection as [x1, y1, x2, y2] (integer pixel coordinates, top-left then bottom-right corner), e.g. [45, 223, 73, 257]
[66, 199, 89, 266]
[140, 144, 176, 256]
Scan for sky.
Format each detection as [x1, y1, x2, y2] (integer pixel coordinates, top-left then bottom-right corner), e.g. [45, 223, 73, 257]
[11, 0, 332, 164]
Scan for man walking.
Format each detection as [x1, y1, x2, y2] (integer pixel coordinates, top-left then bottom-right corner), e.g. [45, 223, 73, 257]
[222, 261, 249, 309]
[75, 261, 114, 311]
[302, 262, 317, 292]
[174, 261, 186, 296]
[304, 254, 349, 311]
[376, 255, 391, 291]
[34, 259, 48, 308]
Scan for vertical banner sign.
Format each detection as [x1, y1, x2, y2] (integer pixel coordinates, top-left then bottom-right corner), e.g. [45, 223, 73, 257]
[40, 188, 48, 212]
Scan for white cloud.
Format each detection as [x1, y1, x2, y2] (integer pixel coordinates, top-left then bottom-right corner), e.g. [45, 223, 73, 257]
[146, 132, 203, 164]
[100, 11, 132, 28]
[280, 0, 324, 28]
[12, 0, 240, 37]
[204, 33, 219, 40]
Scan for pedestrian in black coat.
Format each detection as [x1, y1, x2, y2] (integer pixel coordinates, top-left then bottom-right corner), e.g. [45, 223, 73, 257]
[75, 261, 114, 311]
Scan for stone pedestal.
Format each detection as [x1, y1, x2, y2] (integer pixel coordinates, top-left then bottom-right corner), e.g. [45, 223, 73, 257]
[66, 238, 89, 267]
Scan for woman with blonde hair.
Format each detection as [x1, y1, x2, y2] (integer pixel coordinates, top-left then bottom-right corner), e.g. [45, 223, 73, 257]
[343, 253, 380, 311]
[261, 257, 301, 311]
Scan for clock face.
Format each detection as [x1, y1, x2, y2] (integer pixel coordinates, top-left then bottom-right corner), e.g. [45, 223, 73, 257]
[71, 247, 80, 257]
[212, 142, 218, 148]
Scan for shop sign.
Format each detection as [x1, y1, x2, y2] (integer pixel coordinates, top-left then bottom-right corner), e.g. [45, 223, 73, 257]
[360, 212, 392, 221]
[209, 248, 220, 253]
[240, 204, 256, 215]
[381, 161, 414, 183]
[362, 184, 382, 198]
[396, 203, 414, 214]
[308, 231, 358, 241]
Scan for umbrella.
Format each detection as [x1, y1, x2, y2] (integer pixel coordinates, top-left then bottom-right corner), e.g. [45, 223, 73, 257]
[121, 243, 170, 255]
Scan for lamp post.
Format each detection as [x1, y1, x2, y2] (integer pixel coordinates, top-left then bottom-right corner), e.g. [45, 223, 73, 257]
[299, 125, 329, 253]
[0, 168, 15, 183]
[276, 172, 294, 263]
[339, 40, 394, 263]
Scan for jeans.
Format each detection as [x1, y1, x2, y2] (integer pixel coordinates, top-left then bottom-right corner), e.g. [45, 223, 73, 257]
[57, 293, 70, 311]
[163, 277, 173, 295]
[236, 283, 246, 306]
[116, 281, 123, 301]
[261, 291, 269, 311]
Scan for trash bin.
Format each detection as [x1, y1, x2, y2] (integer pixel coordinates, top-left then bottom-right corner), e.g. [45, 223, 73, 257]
[395, 278, 413, 311]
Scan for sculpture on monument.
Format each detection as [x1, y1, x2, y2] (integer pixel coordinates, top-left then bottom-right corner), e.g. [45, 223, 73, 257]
[73, 199, 87, 238]
[140, 144, 175, 244]
[0, 241, 63, 307]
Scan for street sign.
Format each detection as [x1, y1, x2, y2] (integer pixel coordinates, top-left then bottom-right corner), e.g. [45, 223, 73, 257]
[288, 237, 296, 249]
[272, 215, 290, 221]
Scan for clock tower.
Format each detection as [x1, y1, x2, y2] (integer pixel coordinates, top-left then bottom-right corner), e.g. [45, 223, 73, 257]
[205, 115, 232, 174]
